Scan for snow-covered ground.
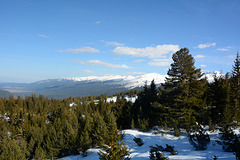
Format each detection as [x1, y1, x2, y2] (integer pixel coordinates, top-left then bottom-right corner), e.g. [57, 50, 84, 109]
[59, 128, 237, 160]
[106, 95, 138, 103]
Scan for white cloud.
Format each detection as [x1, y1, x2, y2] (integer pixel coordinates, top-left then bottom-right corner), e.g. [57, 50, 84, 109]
[83, 70, 94, 73]
[194, 55, 205, 58]
[200, 65, 207, 67]
[96, 21, 102, 24]
[133, 59, 145, 63]
[196, 42, 216, 49]
[74, 60, 130, 69]
[148, 58, 172, 66]
[112, 44, 179, 59]
[38, 34, 49, 38]
[57, 47, 100, 53]
[217, 48, 230, 51]
[227, 55, 235, 58]
[127, 72, 146, 75]
[106, 41, 125, 46]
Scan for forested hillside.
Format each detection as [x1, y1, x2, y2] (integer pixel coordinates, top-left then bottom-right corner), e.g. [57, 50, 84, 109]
[0, 49, 240, 159]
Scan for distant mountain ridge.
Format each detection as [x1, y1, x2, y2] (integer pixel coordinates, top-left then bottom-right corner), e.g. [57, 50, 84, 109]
[62, 73, 167, 89]
[0, 72, 220, 99]
[0, 89, 12, 98]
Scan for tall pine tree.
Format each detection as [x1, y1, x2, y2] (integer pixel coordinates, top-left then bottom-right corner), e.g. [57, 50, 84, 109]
[230, 52, 240, 123]
[162, 48, 207, 131]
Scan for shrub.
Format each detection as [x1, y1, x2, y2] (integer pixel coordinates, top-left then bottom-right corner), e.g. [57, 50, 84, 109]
[165, 144, 178, 155]
[188, 129, 210, 150]
[218, 126, 240, 160]
[133, 137, 144, 146]
[149, 147, 168, 160]
[149, 144, 177, 160]
[219, 126, 236, 152]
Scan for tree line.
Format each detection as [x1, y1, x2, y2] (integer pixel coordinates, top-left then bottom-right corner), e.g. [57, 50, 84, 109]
[131, 49, 240, 133]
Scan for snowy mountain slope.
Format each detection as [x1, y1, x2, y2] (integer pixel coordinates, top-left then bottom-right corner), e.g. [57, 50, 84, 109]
[63, 73, 167, 89]
[62, 71, 222, 88]
[203, 71, 224, 82]
[59, 128, 237, 160]
[0, 72, 220, 98]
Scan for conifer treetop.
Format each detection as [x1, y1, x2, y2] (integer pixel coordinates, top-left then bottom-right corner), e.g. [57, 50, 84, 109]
[165, 48, 203, 87]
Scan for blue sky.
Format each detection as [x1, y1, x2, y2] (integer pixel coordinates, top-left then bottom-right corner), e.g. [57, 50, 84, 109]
[0, 0, 239, 83]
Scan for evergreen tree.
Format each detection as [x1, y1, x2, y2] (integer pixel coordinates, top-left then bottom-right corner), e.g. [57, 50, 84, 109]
[133, 80, 158, 129]
[222, 73, 233, 126]
[206, 72, 227, 125]
[113, 94, 132, 129]
[33, 144, 47, 160]
[230, 52, 240, 122]
[98, 124, 130, 160]
[0, 139, 26, 160]
[188, 125, 210, 150]
[92, 111, 108, 147]
[219, 125, 236, 152]
[79, 129, 92, 156]
[162, 48, 206, 129]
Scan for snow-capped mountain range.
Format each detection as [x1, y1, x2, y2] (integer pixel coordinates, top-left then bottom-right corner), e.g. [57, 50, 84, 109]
[0, 72, 222, 98]
[63, 73, 167, 89]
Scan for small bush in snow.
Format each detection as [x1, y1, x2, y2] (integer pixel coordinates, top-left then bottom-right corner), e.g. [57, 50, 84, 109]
[149, 147, 168, 160]
[219, 126, 240, 160]
[133, 137, 144, 146]
[149, 144, 178, 154]
[234, 138, 240, 160]
[149, 144, 178, 159]
[164, 144, 178, 155]
[188, 129, 210, 150]
[219, 126, 237, 152]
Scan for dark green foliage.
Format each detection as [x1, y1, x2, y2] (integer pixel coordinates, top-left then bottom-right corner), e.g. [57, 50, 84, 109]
[149, 146, 169, 160]
[0, 139, 27, 160]
[98, 124, 130, 160]
[0, 94, 119, 159]
[132, 80, 159, 129]
[230, 52, 240, 123]
[219, 126, 237, 152]
[79, 129, 92, 156]
[206, 73, 232, 125]
[133, 137, 144, 146]
[233, 136, 240, 160]
[222, 73, 233, 127]
[113, 93, 132, 129]
[161, 48, 206, 130]
[164, 144, 178, 155]
[188, 128, 210, 150]
[149, 144, 178, 156]
[219, 126, 240, 159]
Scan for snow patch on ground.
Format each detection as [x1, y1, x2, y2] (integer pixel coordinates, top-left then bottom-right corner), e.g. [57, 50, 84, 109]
[106, 95, 137, 103]
[59, 128, 237, 160]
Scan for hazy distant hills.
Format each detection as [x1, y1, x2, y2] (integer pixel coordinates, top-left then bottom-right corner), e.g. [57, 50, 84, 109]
[0, 73, 166, 98]
[0, 89, 12, 98]
[0, 72, 220, 99]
